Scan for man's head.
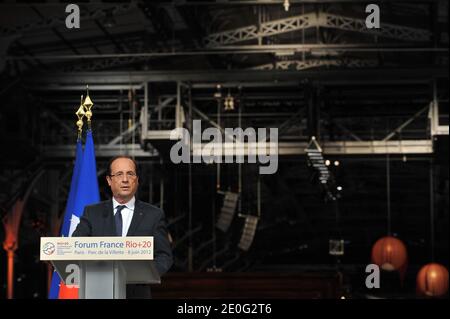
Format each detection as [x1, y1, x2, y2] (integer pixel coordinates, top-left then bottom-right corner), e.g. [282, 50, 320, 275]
[106, 156, 139, 203]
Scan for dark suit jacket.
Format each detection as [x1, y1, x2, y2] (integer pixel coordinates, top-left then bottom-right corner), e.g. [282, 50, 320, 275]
[72, 199, 173, 299]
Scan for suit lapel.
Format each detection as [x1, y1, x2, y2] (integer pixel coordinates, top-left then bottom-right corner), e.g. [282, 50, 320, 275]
[102, 199, 116, 236]
[126, 199, 145, 236]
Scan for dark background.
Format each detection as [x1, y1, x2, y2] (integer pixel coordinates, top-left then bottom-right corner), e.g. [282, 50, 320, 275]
[0, 0, 448, 299]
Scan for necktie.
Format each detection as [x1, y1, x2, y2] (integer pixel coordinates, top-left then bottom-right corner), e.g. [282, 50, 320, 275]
[115, 205, 127, 236]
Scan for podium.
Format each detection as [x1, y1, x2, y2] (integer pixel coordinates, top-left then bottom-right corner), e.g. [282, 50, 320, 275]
[40, 237, 160, 299]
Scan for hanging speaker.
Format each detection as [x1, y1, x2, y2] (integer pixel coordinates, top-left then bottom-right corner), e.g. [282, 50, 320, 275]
[238, 215, 259, 251]
[216, 191, 239, 232]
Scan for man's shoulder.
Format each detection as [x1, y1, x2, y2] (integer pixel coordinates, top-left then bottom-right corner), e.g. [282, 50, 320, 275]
[136, 200, 164, 215]
[84, 200, 111, 211]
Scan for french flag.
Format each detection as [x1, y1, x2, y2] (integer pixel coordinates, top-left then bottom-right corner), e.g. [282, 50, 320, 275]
[48, 130, 100, 299]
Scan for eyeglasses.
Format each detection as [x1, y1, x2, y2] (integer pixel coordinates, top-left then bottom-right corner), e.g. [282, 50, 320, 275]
[109, 172, 137, 180]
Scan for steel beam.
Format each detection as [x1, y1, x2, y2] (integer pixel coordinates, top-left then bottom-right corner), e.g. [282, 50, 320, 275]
[430, 80, 449, 136]
[7, 44, 447, 63]
[320, 139, 433, 155]
[190, 139, 433, 156]
[142, 130, 178, 140]
[173, 0, 440, 5]
[28, 84, 143, 91]
[43, 144, 158, 158]
[25, 68, 448, 86]
[43, 139, 433, 158]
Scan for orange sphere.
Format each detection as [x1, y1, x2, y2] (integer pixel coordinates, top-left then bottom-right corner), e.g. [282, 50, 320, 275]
[371, 236, 408, 272]
[416, 263, 449, 297]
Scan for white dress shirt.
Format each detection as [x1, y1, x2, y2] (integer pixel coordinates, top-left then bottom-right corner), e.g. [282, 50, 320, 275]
[112, 196, 135, 236]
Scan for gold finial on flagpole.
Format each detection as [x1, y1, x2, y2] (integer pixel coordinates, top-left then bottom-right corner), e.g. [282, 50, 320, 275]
[83, 84, 94, 129]
[75, 95, 85, 140]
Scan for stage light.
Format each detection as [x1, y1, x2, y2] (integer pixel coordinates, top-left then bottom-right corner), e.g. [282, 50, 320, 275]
[305, 139, 323, 161]
[337, 186, 342, 191]
[416, 263, 449, 297]
[305, 137, 339, 202]
[371, 236, 407, 272]
[224, 93, 235, 111]
[214, 84, 222, 99]
[329, 239, 344, 256]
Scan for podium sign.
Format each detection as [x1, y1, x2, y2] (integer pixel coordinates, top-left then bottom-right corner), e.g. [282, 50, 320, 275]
[40, 237, 160, 299]
[40, 237, 154, 261]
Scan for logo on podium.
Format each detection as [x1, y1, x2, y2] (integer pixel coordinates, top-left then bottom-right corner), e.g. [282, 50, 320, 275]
[43, 242, 56, 255]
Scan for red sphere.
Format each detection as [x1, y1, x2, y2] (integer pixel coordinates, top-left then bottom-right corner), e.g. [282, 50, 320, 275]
[371, 236, 408, 272]
[416, 263, 449, 297]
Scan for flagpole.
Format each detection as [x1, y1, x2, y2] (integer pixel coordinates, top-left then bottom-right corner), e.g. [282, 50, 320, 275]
[76, 95, 86, 140]
[48, 94, 86, 299]
[83, 85, 93, 131]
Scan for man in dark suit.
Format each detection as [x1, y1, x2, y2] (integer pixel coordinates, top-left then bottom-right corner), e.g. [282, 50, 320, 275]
[72, 155, 173, 298]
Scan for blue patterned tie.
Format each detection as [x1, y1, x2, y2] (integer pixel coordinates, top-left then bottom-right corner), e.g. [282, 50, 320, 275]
[115, 205, 126, 236]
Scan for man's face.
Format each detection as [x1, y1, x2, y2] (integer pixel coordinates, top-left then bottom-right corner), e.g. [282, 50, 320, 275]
[106, 158, 139, 203]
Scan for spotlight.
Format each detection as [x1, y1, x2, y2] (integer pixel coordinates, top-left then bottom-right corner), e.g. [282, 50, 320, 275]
[325, 160, 331, 166]
[337, 186, 342, 191]
[334, 161, 340, 166]
[214, 84, 222, 99]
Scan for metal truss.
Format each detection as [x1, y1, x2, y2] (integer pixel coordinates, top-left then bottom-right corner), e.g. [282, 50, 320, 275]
[107, 122, 140, 146]
[41, 84, 435, 158]
[382, 105, 430, 141]
[251, 58, 377, 70]
[204, 12, 431, 47]
[139, 94, 434, 156]
[140, 83, 185, 141]
[0, 3, 136, 36]
[205, 12, 314, 47]
[323, 13, 431, 42]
